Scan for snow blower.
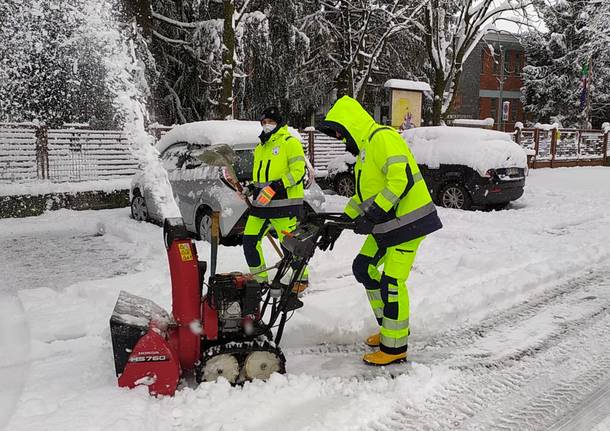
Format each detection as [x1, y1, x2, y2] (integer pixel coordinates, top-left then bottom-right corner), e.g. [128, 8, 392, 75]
[110, 213, 350, 396]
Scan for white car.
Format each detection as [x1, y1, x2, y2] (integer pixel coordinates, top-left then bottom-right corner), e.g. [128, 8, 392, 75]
[130, 121, 325, 245]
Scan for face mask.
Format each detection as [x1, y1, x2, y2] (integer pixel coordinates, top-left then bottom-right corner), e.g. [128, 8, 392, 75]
[262, 123, 276, 134]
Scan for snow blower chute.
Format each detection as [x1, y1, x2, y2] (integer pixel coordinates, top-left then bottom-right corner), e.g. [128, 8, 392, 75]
[110, 214, 351, 396]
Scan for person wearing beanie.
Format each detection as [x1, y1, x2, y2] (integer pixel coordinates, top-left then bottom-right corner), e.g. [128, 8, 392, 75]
[241, 106, 309, 293]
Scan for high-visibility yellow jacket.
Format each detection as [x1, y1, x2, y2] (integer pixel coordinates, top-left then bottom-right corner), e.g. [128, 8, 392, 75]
[318, 96, 442, 246]
[250, 124, 306, 218]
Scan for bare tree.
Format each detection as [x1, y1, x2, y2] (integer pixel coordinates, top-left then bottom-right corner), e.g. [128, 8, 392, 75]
[150, 0, 253, 119]
[422, 0, 530, 125]
[301, 0, 426, 102]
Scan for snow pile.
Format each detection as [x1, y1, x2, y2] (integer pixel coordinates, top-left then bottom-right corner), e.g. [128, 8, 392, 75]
[326, 152, 356, 177]
[602, 122, 610, 134]
[0, 296, 30, 430]
[157, 121, 303, 154]
[402, 126, 527, 174]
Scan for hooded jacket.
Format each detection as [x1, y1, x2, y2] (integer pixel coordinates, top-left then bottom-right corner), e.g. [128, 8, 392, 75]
[250, 124, 306, 218]
[318, 96, 442, 246]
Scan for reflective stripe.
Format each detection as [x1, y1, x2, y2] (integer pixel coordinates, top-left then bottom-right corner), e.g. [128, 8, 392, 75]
[381, 155, 409, 174]
[366, 289, 382, 302]
[288, 156, 305, 165]
[348, 199, 364, 216]
[358, 173, 423, 211]
[359, 196, 375, 212]
[373, 307, 384, 319]
[382, 317, 409, 331]
[380, 333, 408, 348]
[253, 181, 271, 188]
[380, 188, 400, 205]
[252, 197, 304, 208]
[286, 172, 297, 186]
[372, 202, 437, 234]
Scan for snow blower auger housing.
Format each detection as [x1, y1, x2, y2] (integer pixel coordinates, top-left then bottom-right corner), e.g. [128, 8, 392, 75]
[110, 214, 349, 396]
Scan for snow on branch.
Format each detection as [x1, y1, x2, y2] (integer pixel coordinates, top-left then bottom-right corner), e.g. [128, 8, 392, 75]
[151, 11, 200, 29]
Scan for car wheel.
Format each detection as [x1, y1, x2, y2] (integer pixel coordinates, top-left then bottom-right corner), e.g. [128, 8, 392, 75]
[131, 195, 148, 221]
[197, 207, 213, 242]
[334, 173, 355, 197]
[439, 183, 472, 210]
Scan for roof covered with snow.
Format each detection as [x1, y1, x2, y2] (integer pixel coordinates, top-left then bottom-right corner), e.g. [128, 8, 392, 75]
[156, 120, 302, 154]
[403, 126, 527, 173]
[384, 79, 432, 92]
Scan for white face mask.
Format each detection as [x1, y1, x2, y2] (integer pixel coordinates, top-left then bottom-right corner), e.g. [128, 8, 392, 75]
[262, 123, 276, 134]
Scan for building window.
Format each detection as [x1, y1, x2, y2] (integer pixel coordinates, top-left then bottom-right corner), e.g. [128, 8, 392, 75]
[511, 101, 519, 122]
[515, 52, 524, 75]
[492, 52, 500, 75]
[490, 98, 498, 121]
[506, 50, 514, 75]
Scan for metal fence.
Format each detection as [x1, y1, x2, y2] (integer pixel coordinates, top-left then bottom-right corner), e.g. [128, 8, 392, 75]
[514, 127, 609, 168]
[0, 123, 138, 183]
[301, 128, 346, 175]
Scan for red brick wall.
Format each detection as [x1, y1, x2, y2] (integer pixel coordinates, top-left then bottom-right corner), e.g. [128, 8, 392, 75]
[480, 48, 525, 91]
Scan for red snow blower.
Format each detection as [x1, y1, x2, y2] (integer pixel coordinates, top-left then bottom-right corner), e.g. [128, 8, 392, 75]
[110, 213, 349, 396]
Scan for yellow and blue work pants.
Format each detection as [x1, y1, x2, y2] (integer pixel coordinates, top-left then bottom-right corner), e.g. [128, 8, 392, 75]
[243, 215, 309, 283]
[352, 234, 425, 354]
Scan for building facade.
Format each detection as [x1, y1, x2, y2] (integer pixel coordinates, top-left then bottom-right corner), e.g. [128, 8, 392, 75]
[451, 31, 527, 132]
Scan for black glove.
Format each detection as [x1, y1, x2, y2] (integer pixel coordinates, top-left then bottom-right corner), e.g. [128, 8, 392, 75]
[319, 224, 343, 251]
[353, 216, 375, 235]
[270, 180, 285, 193]
[354, 202, 390, 235]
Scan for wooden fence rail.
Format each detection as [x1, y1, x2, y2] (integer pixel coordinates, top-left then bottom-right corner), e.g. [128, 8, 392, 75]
[514, 127, 609, 168]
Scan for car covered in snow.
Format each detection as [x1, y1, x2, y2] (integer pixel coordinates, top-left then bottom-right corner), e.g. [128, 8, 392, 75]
[130, 121, 326, 245]
[325, 126, 528, 210]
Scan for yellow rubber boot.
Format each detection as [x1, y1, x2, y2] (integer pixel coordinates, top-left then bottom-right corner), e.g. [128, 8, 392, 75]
[365, 333, 380, 347]
[362, 350, 407, 366]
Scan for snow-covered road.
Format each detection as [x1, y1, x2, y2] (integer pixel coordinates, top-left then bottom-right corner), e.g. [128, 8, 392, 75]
[1, 167, 610, 430]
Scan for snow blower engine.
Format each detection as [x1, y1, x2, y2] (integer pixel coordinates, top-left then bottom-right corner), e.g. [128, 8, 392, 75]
[110, 214, 347, 396]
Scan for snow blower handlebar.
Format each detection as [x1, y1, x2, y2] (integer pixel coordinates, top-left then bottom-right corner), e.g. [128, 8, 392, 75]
[253, 213, 355, 344]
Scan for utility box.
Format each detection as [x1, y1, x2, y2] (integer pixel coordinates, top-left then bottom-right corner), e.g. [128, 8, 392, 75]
[384, 79, 432, 129]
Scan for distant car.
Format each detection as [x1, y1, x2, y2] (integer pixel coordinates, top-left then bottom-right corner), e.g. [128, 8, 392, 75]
[130, 121, 326, 245]
[325, 126, 527, 210]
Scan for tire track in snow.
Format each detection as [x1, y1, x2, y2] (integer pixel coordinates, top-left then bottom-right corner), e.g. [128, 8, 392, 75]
[288, 267, 609, 371]
[363, 269, 610, 430]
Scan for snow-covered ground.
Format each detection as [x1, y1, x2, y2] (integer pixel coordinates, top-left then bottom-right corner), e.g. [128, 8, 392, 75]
[1, 167, 610, 430]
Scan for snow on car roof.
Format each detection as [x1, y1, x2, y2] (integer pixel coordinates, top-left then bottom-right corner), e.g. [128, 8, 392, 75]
[402, 126, 527, 174]
[156, 120, 303, 154]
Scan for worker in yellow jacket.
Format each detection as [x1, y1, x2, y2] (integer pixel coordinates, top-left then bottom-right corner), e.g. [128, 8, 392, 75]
[317, 96, 442, 365]
[242, 106, 308, 292]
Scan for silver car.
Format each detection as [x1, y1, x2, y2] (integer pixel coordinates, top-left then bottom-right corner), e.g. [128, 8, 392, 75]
[130, 120, 326, 245]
